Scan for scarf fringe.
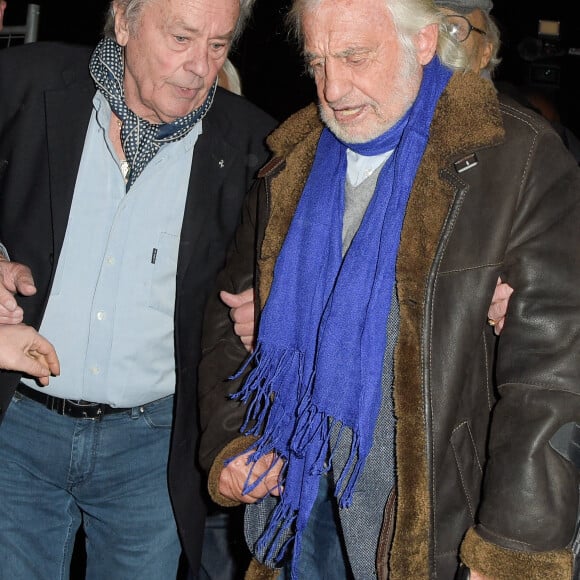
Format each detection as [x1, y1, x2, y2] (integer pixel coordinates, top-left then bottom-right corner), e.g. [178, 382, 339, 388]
[293, 402, 364, 507]
[323, 422, 362, 507]
[238, 454, 288, 497]
[229, 345, 368, 574]
[230, 342, 303, 437]
[233, 339, 368, 500]
[254, 500, 298, 565]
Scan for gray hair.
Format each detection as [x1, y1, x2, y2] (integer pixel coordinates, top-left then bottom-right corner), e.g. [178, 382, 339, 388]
[103, 0, 256, 43]
[481, 11, 501, 76]
[286, 0, 469, 72]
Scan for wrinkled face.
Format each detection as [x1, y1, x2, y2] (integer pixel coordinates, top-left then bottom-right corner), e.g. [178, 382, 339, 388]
[302, 0, 425, 143]
[114, 0, 239, 124]
[441, 7, 492, 73]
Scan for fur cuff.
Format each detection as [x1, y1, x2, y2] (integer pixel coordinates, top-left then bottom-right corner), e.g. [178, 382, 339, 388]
[460, 527, 573, 579]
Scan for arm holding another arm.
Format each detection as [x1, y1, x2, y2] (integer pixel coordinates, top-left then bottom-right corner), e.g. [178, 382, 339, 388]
[198, 179, 284, 507]
[220, 287, 256, 353]
[217, 255, 515, 509]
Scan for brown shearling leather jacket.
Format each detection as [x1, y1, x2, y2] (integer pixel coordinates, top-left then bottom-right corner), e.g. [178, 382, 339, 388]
[198, 71, 580, 579]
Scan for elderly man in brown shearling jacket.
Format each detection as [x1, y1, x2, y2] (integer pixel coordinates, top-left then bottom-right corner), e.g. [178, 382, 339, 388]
[198, 0, 580, 578]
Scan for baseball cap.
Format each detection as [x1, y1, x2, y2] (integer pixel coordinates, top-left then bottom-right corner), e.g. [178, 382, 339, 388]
[435, 0, 493, 14]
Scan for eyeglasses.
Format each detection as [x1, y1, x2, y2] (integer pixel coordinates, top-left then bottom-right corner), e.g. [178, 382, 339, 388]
[443, 14, 487, 43]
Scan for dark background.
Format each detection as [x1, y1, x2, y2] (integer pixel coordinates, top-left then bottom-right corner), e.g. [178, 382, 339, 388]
[5, 0, 580, 132]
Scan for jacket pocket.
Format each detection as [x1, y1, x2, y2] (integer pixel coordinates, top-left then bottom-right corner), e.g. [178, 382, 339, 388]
[450, 420, 484, 520]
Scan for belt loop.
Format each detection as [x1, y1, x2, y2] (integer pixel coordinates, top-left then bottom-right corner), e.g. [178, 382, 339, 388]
[130, 405, 142, 419]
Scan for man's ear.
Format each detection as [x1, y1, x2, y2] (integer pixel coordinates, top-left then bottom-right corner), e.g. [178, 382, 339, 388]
[113, 1, 130, 46]
[479, 39, 493, 71]
[414, 22, 439, 65]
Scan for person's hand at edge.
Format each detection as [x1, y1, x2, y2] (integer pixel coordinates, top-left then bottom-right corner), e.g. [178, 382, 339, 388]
[487, 276, 513, 335]
[0, 324, 60, 385]
[0, 258, 37, 324]
[220, 287, 256, 352]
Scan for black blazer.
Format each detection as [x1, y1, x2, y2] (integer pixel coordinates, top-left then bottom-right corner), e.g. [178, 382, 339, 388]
[0, 41, 278, 571]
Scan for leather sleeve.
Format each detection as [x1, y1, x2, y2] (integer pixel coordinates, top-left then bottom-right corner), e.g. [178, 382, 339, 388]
[462, 125, 580, 576]
[198, 178, 263, 476]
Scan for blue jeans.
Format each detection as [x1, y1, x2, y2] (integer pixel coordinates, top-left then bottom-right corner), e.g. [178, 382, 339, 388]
[0, 391, 181, 580]
[279, 476, 352, 579]
[196, 507, 249, 580]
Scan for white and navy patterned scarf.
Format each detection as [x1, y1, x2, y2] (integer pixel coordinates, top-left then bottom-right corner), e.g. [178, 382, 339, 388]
[89, 37, 216, 190]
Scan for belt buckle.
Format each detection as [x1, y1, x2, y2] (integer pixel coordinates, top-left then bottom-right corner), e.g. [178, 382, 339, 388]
[61, 399, 103, 420]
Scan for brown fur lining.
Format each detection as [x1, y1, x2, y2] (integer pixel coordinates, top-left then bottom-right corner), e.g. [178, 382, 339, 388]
[461, 527, 573, 579]
[389, 71, 503, 578]
[244, 557, 281, 580]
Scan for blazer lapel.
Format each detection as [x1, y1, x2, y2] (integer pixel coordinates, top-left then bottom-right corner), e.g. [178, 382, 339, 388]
[177, 107, 238, 284]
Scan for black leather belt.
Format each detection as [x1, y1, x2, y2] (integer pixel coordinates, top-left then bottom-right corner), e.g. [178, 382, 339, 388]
[17, 383, 132, 420]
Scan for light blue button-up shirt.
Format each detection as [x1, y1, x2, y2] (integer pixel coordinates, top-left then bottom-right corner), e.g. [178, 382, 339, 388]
[21, 92, 200, 406]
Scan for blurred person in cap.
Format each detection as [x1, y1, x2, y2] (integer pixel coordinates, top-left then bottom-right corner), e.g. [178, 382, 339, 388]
[436, 0, 501, 78]
[437, 0, 580, 167]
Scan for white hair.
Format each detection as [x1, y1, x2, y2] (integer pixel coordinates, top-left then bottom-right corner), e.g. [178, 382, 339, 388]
[103, 0, 256, 42]
[286, 0, 469, 72]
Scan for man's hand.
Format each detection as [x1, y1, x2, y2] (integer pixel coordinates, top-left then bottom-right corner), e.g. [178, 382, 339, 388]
[0, 324, 60, 385]
[487, 276, 513, 335]
[0, 259, 36, 324]
[218, 449, 283, 503]
[220, 288, 256, 352]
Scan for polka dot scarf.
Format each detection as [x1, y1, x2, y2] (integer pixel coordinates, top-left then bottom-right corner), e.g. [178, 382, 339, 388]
[89, 37, 217, 190]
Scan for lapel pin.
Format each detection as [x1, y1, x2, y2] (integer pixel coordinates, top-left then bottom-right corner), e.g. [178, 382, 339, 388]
[454, 153, 478, 173]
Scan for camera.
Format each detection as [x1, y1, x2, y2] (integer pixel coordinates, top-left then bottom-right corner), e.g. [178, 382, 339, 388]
[517, 19, 568, 88]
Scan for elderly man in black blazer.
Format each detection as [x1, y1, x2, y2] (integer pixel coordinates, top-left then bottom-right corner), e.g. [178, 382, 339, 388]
[0, 0, 276, 577]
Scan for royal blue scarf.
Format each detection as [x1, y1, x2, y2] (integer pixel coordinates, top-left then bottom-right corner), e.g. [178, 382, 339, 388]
[230, 57, 452, 576]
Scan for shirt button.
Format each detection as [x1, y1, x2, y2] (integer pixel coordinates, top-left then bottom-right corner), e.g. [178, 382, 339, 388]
[96, 311, 106, 321]
[106, 256, 115, 265]
[90, 366, 100, 375]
